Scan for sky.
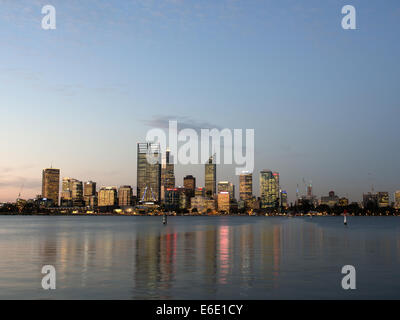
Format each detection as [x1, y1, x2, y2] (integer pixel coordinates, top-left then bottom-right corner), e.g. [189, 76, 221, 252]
[0, 0, 399, 203]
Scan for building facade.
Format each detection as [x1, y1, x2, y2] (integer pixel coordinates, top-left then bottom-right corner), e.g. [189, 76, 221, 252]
[205, 156, 216, 198]
[260, 170, 279, 208]
[118, 185, 133, 207]
[98, 187, 118, 207]
[183, 175, 196, 198]
[239, 172, 253, 203]
[137, 143, 161, 203]
[217, 192, 230, 213]
[42, 168, 60, 206]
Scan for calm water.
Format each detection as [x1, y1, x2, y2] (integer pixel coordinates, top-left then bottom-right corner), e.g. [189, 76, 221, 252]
[0, 216, 400, 299]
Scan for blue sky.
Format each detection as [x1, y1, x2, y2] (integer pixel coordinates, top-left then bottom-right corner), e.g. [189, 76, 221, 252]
[0, 0, 399, 203]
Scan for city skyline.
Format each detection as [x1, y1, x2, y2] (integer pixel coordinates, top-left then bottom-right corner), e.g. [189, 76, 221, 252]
[1, 1, 400, 203]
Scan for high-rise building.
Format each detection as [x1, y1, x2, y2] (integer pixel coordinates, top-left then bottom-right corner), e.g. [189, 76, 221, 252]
[137, 143, 161, 203]
[395, 191, 400, 209]
[378, 192, 389, 208]
[42, 168, 60, 206]
[205, 156, 216, 198]
[161, 149, 175, 200]
[84, 181, 96, 197]
[239, 172, 252, 202]
[98, 187, 118, 207]
[217, 192, 230, 213]
[183, 175, 196, 198]
[118, 185, 133, 207]
[260, 170, 280, 208]
[61, 178, 84, 207]
[281, 190, 288, 208]
[84, 181, 97, 208]
[218, 181, 235, 200]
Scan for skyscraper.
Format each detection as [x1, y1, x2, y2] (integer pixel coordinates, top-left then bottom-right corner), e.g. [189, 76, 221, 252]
[239, 172, 253, 202]
[161, 149, 175, 200]
[42, 168, 60, 206]
[84, 181, 97, 208]
[205, 156, 216, 198]
[260, 170, 279, 208]
[183, 175, 196, 198]
[137, 143, 161, 203]
[61, 178, 83, 207]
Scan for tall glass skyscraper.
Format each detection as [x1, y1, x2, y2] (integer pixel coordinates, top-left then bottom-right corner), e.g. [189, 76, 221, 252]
[161, 149, 175, 200]
[137, 143, 161, 203]
[239, 172, 253, 202]
[260, 170, 280, 208]
[205, 156, 216, 198]
[42, 168, 60, 206]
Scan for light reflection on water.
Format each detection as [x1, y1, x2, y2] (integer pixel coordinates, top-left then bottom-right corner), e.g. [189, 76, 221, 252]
[0, 216, 400, 299]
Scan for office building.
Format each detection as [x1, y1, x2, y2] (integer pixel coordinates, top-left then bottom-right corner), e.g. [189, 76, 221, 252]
[217, 192, 230, 213]
[98, 187, 118, 207]
[42, 168, 60, 206]
[205, 156, 216, 198]
[137, 143, 161, 203]
[84, 181, 97, 208]
[184, 175, 196, 198]
[260, 170, 280, 208]
[118, 185, 133, 207]
[161, 149, 175, 200]
[239, 172, 253, 203]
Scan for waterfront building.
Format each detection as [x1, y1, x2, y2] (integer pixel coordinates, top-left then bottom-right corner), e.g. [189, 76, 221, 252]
[98, 187, 118, 207]
[61, 178, 84, 207]
[42, 168, 60, 206]
[137, 143, 161, 203]
[164, 188, 180, 211]
[118, 185, 133, 207]
[161, 149, 175, 200]
[191, 196, 206, 214]
[217, 192, 230, 213]
[320, 191, 340, 207]
[84, 181, 97, 208]
[260, 170, 280, 208]
[184, 175, 196, 198]
[239, 172, 252, 204]
[205, 156, 216, 198]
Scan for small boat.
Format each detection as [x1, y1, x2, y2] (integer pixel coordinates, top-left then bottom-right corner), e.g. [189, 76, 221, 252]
[162, 214, 167, 225]
[344, 210, 347, 225]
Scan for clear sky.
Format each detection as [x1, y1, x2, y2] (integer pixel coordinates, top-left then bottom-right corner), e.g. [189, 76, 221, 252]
[0, 0, 399, 203]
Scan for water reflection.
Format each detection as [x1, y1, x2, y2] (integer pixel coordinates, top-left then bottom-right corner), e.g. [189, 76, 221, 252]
[1, 216, 400, 299]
